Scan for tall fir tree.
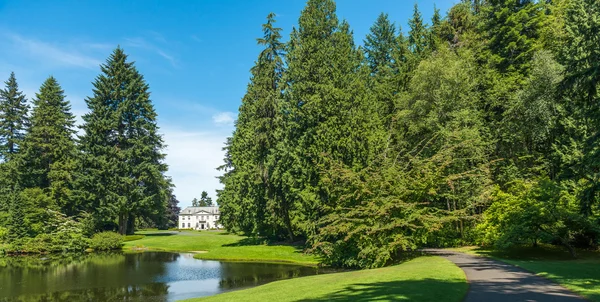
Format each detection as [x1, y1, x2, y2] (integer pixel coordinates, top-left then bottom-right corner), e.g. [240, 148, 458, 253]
[408, 4, 429, 61]
[78, 48, 169, 234]
[559, 0, 600, 215]
[480, 0, 545, 78]
[19, 77, 78, 214]
[364, 13, 397, 75]
[218, 13, 289, 238]
[282, 0, 382, 238]
[0, 72, 29, 162]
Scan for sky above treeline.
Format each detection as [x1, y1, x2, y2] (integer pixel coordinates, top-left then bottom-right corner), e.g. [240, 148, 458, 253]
[0, 0, 458, 208]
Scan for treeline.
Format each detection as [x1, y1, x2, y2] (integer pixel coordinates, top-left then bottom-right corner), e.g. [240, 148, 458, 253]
[0, 48, 179, 253]
[218, 0, 600, 268]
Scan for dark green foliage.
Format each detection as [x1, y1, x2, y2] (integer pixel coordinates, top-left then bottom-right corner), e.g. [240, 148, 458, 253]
[480, 0, 546, 77]
[408, 4, 429, 59]
[19, 77, 77, 214]
[218, 12, 289, 239]
[218, 0, 600, 268]
[7, 186, 27, 242]
[89, 231, 124, 250]
[0, 72, 29, 162]
[559, 0, 600, 216]
[78, 48, 169, 235]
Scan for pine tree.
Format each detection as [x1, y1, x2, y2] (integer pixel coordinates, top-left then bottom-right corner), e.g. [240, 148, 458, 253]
[199, 191, 213, 206]
[560, 0, 600, 215]
[480, 0, 545, 77]
[364, 13, 397, 75]
[19, 77, 78, 214]
[218, 13, 288, 238]
[78, 48, 169, 235]
[408, 4, 429, 60]
[283, 0, 382, 238]
[0, 72, 29, 162]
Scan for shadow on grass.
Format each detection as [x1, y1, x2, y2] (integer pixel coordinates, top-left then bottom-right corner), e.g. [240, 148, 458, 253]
[466, 245, 600, 261]
[297, 279, 467, 302]
[137, 232, 177, 237]
[223, 237, 306, 249]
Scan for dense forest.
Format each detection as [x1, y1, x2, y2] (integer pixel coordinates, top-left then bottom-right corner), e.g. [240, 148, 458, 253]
[218, 0, 600, 268]
[0, 49, 180, 253]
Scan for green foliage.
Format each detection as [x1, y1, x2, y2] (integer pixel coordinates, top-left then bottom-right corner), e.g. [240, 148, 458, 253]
[478, 178, 598, 256]
[4, 210, 90, 254]
[19, 76, 78, 215]
[0, 72, 29, 161]
[90, 231, 124, 250]
[192, 191, 213, 207]
[78, 47, 169, 235]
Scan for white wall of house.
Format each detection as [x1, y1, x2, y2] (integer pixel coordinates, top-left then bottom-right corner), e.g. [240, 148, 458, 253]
[178, 207, 222, 230]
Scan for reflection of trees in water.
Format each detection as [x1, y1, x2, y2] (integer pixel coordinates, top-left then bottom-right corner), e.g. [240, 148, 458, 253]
[1, 252, 178, 299]
[218, 263, 318, 289]
[9, 283, 170, 302]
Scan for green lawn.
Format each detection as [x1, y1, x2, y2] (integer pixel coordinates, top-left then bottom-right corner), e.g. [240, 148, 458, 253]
[181, 256, 467, 302]
[123, 230, 318, 265]
[451, 245, 600, 301]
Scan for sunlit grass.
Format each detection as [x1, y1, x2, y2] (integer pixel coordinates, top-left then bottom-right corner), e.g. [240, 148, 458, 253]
[181, 256, 467, 302]
[122, 230, 318, 265]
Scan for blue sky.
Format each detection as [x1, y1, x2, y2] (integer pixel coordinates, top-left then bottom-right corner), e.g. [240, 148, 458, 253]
[0, 0, 458, 208]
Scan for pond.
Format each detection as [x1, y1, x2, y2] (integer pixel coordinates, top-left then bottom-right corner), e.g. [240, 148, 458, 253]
[0, 252, 331, 301]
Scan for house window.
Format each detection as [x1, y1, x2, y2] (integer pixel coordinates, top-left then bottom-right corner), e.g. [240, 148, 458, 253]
[188, 223, 191, 228]
[181, 223, 184, 228]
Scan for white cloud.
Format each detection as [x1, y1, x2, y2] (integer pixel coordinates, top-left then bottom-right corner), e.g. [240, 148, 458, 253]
[4, 32, 102, 69]
[212, 111, 236, 126]
[124, 36, 178, 67]
[162, 127, 230, 208]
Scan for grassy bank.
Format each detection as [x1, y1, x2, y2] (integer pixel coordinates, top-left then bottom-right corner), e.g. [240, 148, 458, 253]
[123, 230, 318, 265]
[452, 245, 600, 301]
[181, 256, 467, 302]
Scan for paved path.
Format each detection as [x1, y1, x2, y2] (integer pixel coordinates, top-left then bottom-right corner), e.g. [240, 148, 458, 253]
[426, 249, 586, 302]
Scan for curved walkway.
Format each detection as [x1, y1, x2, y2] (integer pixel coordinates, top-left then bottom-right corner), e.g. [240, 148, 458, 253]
[426, 249, 586, 302]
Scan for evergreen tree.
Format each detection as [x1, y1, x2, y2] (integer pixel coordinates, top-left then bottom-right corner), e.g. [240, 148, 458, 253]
[0, 72, 29, 162]
[560, 0, 600, 215]
[282, 0, 382, 238]
[480, 0, 545, 78]
[19, 77, 78, 214]
[408, 4, 429, 60]
[218, 13, 288, 238]
[199, 191, 213, 206]
[364, 13, 397, 75]
[7, 185, 27, 241]
[191, 198, 199, 207]
[78, 48, 169, 235]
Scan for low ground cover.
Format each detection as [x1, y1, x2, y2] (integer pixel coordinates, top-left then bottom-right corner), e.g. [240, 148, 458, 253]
[451, 245, 600, 301]
[181, 256, 467, 302]
[122, 230, 318, 265]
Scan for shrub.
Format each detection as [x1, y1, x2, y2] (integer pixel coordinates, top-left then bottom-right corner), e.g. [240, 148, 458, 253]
[90, 232, 124, 251]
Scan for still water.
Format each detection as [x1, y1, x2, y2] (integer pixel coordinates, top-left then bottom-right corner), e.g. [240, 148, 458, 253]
[0, 252, 326, 302]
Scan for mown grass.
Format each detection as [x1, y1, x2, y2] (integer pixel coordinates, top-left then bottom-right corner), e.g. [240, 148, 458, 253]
[451, 245, 600, 301]
[181, 256, 467, 302]
[122, 230, 318, 265]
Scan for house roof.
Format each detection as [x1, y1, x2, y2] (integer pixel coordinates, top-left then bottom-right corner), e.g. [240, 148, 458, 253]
[179, 206, 220, 215]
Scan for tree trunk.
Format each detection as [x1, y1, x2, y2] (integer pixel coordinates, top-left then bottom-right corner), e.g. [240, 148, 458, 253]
[126, 214, 135, 235]
[564, 241, 577, 258]
[118, 213, 128, 235]
[282, 203, 295, 242]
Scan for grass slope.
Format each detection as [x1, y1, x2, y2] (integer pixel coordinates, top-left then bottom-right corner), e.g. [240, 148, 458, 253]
[452, 245, 600, 301]
[123, 230, 318, 265]
[181, 256, 467, 302]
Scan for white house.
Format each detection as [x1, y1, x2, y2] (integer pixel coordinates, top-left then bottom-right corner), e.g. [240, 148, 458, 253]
[178, 206, 222, 230]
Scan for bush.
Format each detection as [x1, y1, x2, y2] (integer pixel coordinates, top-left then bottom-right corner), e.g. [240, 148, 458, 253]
[90, 232, 124, 251]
